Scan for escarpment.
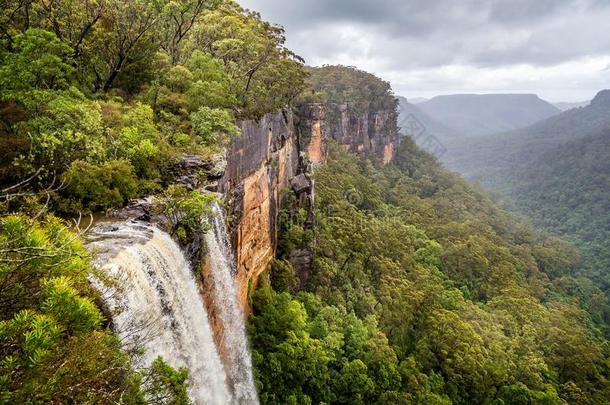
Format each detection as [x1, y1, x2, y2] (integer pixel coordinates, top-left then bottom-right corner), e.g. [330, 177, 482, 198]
[298, 103, 399, 165]
[219, 102, 400, 308]
[219, 110, 301, 309]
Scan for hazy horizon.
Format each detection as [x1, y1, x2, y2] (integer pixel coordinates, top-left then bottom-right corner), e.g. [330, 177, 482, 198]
[397, 91, 593, 104]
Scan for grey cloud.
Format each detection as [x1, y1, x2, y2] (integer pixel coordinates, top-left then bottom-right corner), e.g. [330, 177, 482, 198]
[239, 0, 610, 100]
[242, 0, 610, 67]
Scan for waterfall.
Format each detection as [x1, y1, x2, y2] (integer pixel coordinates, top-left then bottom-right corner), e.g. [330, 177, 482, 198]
[87, 222, 232, 405]
[205, 203, 259, 405]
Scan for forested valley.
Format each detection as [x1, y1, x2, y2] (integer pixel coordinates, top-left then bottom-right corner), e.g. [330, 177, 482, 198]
[0, 0, 609, 404]
[250, 67, 610, 404]
[443, 91, 610, 341]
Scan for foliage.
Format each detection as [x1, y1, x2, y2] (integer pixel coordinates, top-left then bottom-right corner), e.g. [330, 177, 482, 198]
[0, 0, 307, 208]
[189, 0, 308, 118]
[0, 215, 191, 403]
[58, 160, 139, 213]
[0, 28, 74, 105]
[302, 65, 397, 113]
[508, 131, 610, 314]
[269, 259, 299, 293]
[250, 142, 610, 404]
[153, 184, 218, 242]
[249, 286, 405, 405]
[0, 215, 129, 402]
[190, 106, 240, 146]
[142, 357, 191, 405]
[445, 98, 610, 333]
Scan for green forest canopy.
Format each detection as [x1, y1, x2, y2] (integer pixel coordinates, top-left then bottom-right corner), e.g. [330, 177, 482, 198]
[0, 0, 307, 213]
[252, 140, 610, 404]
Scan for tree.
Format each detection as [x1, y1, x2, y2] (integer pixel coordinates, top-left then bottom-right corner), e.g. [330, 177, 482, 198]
[190, 106, 240, 146]
[153, 185, 218, 242]
[158, 0, 221, 64]
[0, 28, 75, 104]
[0, 214, 190, 403]
[86, 0, 161, 91]
[59, 159, 139, 213]
[188, 0, 307, 118]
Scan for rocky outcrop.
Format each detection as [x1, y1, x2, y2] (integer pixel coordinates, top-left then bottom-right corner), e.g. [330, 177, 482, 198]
[298, 103, 399, 165]
[169, 154, 226, 191]
[220, 103, 399, 309]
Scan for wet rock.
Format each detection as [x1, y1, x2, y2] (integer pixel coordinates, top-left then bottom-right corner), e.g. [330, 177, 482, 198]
[207, 153, 227, 178]
[203, 181, 219, 193]
[180, 154, 206, 169]
[172, 155, 206, 190]
[170, 154, 228, 190]
[110, 197, 153, 221]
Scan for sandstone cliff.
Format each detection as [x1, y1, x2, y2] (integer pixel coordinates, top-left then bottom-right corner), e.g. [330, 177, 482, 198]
[217, 103, 399, 309]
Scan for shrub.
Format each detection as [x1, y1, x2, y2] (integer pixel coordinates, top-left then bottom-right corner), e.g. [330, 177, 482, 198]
[153, 185, 219, 243]
[58, 160, 139, 213]
[190, 107, 240, 147]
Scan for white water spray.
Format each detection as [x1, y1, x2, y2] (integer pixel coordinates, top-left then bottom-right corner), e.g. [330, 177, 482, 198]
[205, 203, 259, 405]
[87, 222, 232, 405]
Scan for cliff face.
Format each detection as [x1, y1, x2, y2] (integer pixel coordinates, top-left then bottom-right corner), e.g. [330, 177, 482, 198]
[219, 103, 399, 308]
[298, 103, 399, 165]
[219, 110, 300, 308]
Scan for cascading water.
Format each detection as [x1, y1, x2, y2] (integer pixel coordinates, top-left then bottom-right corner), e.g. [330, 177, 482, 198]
[87, 221, 232, 405]
[205, 203, 259, 405]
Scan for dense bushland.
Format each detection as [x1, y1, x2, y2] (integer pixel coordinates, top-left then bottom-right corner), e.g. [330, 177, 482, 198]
[251, 141, 610, 404]
[0, 215, 190, 403]
[0, 0, 306, 214]
[445, 94, 610, 335]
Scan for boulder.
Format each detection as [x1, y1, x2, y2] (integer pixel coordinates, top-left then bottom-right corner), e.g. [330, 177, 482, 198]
[290, 173, 311, 194]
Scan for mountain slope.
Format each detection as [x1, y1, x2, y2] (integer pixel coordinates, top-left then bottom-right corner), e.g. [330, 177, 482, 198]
[250, 139, 610, 404]
[418, 93, 561, 136]
[507, 129, 610, 291]
[444, 89, 610, 303]
[445, 89, 610, 179]
[397, 95, 461, 140]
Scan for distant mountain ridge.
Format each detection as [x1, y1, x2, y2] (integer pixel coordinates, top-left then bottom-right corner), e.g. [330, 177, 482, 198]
[417, 93, 561, 137]
[445, 89, 610, 179]
[409, 97, 429, 104]
[396, 96, 461, 140]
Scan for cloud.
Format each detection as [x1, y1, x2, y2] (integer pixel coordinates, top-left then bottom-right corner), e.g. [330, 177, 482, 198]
[239, 0, 610, 100]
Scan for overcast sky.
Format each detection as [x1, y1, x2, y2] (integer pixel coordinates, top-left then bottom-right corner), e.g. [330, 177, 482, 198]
[239, 0, 610, 102]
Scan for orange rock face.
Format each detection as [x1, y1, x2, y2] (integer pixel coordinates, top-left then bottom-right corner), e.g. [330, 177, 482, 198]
[383, 143, 394, 164]
[233, 164, 274, 307]
[298, 103, 398, 166]
[307, 121, 324, 165]
[214, 104, 399, 315]
[220, 111, 298, 311]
